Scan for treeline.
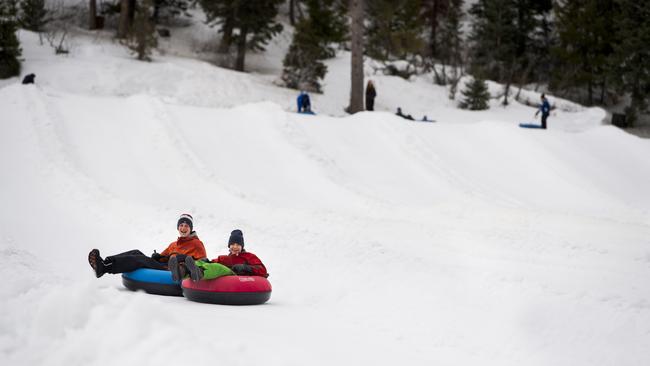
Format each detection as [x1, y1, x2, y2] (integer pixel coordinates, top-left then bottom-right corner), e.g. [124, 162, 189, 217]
[1, 0, 648, 122]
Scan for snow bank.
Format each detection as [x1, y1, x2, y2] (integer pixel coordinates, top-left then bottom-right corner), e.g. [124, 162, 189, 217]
[1, 29, 649, 366]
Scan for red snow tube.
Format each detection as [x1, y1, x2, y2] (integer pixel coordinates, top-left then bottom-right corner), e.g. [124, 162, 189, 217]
[181, 276, 272, 305]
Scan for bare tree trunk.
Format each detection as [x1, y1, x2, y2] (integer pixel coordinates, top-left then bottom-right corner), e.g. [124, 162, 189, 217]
[502, 60, 518, 106]
[441, 63, 447, 84]
[429, 0, 439, 58]
[289, 0, 296, 25]
[235, 26, 248, 71]
[515, 59, 535, 101]
[428, 0, 449, 59]
[503, 82, 510, 106]
[118, 0, 130, 38]
[432, 65, 442, 85]
[89, 0, 97, 30]
[448, 65, 462, 100]
[347, 0, 364, 114]
[218, 18, 234, 54]
[626, 76, 641, 126]
[128, 0, 136, 23]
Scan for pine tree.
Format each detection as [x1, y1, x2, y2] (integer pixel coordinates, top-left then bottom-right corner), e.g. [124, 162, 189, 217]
[198, 0, 283, 71]
[19, 0, 46, 32]
[0, 0, 22, 79]
[431, 0, 463, 85]
[469, 0, 551, 105]
[117, 0, 132, 39]
[552, 0, 616, 105]
[468, 0, 515, 80]
[609, 0, 650, 125]
[365, 0, 425, 74]
[468, 0, 516, 105]
[512, 0, 553, 89]
[281, 0, 346, 92]
[527, 0, 554, 86]
[282, 37, 326, 93]
[421, 0, 449, 61]
[436, 0, 463, 64]
[125, 0, 157, 61]
[459, 77, 490, 110]
[88, 0, 96, 29]
[152, 0, 190, 21]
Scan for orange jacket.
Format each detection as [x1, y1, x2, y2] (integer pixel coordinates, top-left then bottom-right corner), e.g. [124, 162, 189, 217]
[160, 232, 207, 262]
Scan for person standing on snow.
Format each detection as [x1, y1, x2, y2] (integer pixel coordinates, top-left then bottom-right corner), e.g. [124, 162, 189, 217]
[535, 93, 551, 129]
[169, 229, 268, 282]
[365, 80, 377, 111]
[87, 214, 207, 278]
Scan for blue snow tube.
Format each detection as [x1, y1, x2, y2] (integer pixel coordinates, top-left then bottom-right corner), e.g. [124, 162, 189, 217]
[519, 123, 544, 129]
[121, 268, 182, 296]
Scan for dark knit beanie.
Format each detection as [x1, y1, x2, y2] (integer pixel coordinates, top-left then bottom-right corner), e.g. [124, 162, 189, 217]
[228, 229, 244, 248]
[177, 213, 194, 231]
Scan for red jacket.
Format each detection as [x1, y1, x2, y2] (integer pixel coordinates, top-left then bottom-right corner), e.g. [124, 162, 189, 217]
[212, 251, 268, 277]
[160, 232, 207, 262]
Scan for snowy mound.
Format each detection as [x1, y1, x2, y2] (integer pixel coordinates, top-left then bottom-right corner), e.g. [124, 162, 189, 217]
[1, 30, 650, 366]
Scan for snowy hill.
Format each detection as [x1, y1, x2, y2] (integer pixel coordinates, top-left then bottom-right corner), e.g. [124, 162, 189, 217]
[1, 29, 650, 366]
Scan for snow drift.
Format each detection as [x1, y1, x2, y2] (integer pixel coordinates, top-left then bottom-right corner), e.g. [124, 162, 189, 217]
[1, 30, 650, 366]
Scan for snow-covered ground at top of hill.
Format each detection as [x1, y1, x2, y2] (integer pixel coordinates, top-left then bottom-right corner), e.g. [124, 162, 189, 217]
[1, 19, 650, 366]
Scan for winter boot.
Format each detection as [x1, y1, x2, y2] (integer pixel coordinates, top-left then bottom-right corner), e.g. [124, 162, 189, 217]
[184, 257, 203, 282]
[88, 249, 107, 278]
[168, 255, 186, 282]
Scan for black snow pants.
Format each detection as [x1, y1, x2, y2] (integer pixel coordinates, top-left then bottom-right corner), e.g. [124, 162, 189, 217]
[541, 113, 549, 129]
[105, 249, 166, 274]
[366, 97, 375, 111]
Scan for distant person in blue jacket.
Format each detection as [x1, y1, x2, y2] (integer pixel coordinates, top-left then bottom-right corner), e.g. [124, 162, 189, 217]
[297, 91, 312, 113]
[535, 94, 551, 129]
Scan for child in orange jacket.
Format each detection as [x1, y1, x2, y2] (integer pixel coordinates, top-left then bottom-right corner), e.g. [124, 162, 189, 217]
[88, 214, 207, 278]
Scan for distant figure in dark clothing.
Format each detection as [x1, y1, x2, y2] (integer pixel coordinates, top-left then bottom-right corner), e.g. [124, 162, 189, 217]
[22, 74, 35, 84]
[535, 93, 551, 129]
[297, 91, 312, 113]
[396, 107, 414, 120]
[365, 80, 376, 111]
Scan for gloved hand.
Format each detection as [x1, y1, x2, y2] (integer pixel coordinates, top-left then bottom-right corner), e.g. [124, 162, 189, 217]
[151, 252, 162, 261]
[232, 264, 253, 275]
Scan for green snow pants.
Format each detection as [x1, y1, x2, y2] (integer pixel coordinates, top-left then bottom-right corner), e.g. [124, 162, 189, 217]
[196, 261, 235, 280]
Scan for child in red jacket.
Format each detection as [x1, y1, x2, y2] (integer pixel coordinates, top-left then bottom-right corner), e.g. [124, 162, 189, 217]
[169, 229, 268, 282]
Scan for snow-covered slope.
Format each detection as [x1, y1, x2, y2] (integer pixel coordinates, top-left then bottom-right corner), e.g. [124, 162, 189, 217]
[1, 30, 650, 366]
